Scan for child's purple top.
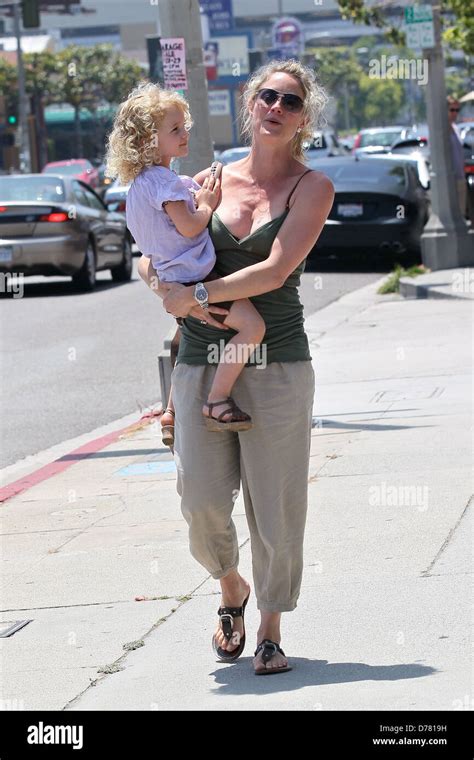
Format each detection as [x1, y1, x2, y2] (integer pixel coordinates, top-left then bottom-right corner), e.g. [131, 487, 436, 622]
[126, 165, 216, 283]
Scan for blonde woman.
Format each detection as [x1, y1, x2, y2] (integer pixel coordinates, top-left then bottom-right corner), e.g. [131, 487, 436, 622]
[105, 83, 265, 448]
[138, 60, 334, 674]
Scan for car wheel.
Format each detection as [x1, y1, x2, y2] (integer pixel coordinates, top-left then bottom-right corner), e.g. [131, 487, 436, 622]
[111, 236, 133, 282]
[72, 239, 96, 291]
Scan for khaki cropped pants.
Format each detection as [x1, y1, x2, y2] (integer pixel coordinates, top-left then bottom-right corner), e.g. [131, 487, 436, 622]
[171, 360, 315, 612]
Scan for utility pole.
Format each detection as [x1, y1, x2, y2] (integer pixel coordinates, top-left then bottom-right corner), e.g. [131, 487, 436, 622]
[158, 0, 214, 176]
[12, 0, 31, 173]
[420, 2, 473, 269]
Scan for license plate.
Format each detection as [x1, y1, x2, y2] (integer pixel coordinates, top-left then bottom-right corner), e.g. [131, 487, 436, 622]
[0, 246, 13, 263]
[338, 203, 363, 217]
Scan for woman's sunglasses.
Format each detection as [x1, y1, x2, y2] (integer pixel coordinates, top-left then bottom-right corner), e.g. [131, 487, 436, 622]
[256, 88, 305, 113]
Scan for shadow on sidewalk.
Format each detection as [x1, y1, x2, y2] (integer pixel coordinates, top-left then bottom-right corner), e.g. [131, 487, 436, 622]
[210, 659, 437, 695]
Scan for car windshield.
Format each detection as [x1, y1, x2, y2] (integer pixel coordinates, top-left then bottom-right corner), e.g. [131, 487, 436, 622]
[0, 177, 66, 202]
[43, 163, 87, 175]
[309, 160, 408, 190]
[360, 130, 403, 148]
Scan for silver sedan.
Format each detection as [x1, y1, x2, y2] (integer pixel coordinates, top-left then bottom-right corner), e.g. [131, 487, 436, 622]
[0, 174, 132, 291]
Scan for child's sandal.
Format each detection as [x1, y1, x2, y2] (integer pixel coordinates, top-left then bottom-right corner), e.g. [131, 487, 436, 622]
[161, 408, 175, 448]
[203, 397, 253, 432]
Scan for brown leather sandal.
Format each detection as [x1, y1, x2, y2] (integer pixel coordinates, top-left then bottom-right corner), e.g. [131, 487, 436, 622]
[161, 408, 175, 448]
[203, 397, 253, 432]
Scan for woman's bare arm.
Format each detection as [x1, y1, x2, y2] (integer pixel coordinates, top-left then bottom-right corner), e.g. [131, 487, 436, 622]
[137, 254, 230, 329]
[163, 172, 334, 316]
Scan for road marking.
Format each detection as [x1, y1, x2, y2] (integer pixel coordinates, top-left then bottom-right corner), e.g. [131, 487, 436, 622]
[0, 410, 162, 504]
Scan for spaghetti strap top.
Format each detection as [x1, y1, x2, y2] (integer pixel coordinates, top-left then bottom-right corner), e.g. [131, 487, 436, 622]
[285, 168, 313, 209]
[175, 168, 315, 367]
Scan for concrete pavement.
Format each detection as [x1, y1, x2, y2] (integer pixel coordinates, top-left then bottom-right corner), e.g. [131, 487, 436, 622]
[1, 272, 472, 711]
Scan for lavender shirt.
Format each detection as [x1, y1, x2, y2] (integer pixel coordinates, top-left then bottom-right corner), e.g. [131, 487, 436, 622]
[126, 165, 216, 283]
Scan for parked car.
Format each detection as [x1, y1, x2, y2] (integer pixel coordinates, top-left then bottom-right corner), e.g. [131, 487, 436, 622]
[219, 133, 345, 166]
[306, 155, 430, 258]
[42, 159, 100, 189]
[353, 126, 412, 155]
[0, 174, 132, 290]
[407, 123, 429, 140]
[339, 134, 357, 152]
[367, 152, 431, 191]
[460, 123, 474, 222]
[95, 162, 114, 197]
[458, 121, 474, 145]
[103, 178, 130, 214]
[304, 129, 348, 158]
[389, 136, 430, 161]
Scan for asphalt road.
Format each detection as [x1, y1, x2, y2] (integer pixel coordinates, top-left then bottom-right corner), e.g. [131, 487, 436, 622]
[0, 257, 386, 468]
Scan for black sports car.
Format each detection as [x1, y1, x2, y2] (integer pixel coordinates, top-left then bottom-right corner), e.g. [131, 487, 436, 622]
[307, 155, 430, 260]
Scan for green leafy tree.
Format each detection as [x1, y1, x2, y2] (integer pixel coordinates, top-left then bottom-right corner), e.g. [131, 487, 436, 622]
[311, 46, 405, 130]
[337, 0, 474, 55]
[1, 46, 142, 163]
[0, 58, 18, 117]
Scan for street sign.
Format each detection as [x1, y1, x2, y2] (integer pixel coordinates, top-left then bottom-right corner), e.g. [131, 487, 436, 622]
[271, 17, 304, 58]
[208, 89, 231, 116]
[405, 5, 433, 23]
[160, 38, 188, 91]
[404, 5, 435, 48]
[204, 41, 218, 81]
[200, 0, 234, 33]
[210, 34, 249, 78]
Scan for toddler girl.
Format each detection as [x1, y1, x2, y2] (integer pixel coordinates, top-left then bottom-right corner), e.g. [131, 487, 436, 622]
[105, 82, 265, 448]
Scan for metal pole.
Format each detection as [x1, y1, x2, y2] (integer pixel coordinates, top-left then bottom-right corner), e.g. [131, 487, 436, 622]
[420, 1, 473, 269]
[343, 81, 350, 132]
[12, 0, 31, 173]
[158, 0, 214, 176]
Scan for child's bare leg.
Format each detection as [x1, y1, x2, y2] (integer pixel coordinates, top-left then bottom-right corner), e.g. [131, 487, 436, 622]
[161, 325, 180, 435]
[160, 388, 174, 446]
[161, 386, 175, 428]
[202, 299, 265, 423]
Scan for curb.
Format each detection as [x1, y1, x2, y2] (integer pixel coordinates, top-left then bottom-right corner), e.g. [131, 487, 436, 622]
[399, 274, 473, 301]
[0, 408, 163, 504]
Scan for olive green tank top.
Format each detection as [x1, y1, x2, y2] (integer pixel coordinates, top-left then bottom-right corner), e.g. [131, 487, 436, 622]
[176, 170, 313, 367]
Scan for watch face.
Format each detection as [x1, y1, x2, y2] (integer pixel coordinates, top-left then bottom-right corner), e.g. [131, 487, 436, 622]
[195, 283, 208, 301]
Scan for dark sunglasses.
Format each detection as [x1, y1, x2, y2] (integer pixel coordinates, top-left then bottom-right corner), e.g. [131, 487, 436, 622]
[256, 88, 305, 113]
[449, 108, 460, 113]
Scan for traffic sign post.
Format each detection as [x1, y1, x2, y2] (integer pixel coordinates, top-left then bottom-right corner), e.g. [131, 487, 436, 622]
[415, 2, 474, 268]
[404, 5, 435, 49]
[158, 0, 214, 176]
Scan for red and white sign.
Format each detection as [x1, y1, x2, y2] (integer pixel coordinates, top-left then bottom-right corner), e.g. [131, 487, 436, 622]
[160, 37, 188, 90]
[271, 16, 303, 56]
[204, 41, 218, 81]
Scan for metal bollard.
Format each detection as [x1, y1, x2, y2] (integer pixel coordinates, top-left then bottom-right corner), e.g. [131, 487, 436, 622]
[157, 326, 181, 408]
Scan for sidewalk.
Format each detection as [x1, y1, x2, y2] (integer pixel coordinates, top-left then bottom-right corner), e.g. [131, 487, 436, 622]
[399, 266, 473, 301]
[1, 273, 472, 711]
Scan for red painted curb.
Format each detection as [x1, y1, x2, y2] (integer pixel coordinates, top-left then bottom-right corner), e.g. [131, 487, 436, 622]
[0, 409, 163, 505]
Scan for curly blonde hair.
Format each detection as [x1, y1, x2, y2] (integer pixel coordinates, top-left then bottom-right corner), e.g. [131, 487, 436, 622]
[240, 59, 328, 163]
[105, 81, 193, 184]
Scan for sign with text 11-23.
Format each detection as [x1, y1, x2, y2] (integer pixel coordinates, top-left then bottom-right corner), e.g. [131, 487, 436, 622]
[404, 5, 435, 48]
[160, 38, 188, 90]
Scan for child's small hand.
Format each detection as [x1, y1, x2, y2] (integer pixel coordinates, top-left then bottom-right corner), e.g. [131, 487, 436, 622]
[195, 173, 221, 211]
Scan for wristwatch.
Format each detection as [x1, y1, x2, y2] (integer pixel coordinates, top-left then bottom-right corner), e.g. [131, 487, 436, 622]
[193, 281, 209, 310]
